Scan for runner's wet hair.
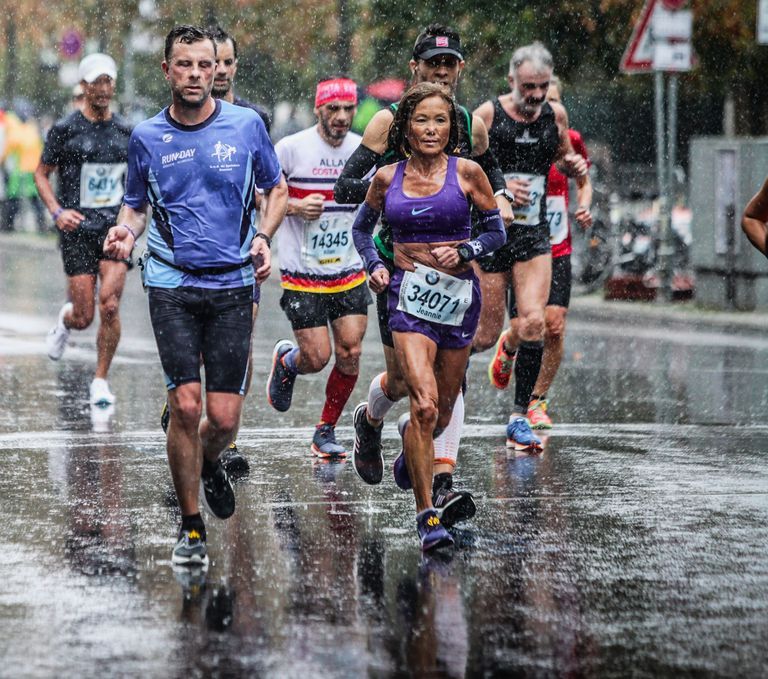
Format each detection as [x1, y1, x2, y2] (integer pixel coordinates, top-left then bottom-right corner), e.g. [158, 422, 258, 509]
[164, 25, 217, 62]
[509, 41, 553, 75]
[388, 82, 459, 157]
[209, 25, 238, 59]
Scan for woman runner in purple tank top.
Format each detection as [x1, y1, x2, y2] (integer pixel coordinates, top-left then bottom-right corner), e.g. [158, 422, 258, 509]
[352, 83, 505, 551]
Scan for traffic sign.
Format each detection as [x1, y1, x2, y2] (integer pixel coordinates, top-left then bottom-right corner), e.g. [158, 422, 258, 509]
[759, 0, 768, 44]
[621, 0, 694, 73]
[620, 0, 660, 73]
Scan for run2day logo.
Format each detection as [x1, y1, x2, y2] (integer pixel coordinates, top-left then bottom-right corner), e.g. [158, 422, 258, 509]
[212, 141, 237, 163]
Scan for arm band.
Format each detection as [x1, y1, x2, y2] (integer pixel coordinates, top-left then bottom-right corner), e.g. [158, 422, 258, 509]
[334, 145, 383, 205]
[474, 148, 506, 194]
[52, 207, 64, 221]
[121, 224, 137, 243]
[352, 202, 385, 275]
[457, 208, 506, 262]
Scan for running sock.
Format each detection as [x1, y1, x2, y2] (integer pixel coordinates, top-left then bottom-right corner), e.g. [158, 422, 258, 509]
[514, 340, 544, 413]
[367, 372, 397, 421]
[320, 366, 358, 426]
[432, 472, 453, 494]
[434, 390, 463, 468]
[283, 347, 301, 375]
[181, 512, 206, 540]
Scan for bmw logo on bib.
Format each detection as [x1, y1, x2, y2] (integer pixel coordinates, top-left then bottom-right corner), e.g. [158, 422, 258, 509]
[425, 270, 440, 285]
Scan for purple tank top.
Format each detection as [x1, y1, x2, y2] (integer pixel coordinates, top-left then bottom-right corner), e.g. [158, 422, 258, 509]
[383, 155, 470, 244]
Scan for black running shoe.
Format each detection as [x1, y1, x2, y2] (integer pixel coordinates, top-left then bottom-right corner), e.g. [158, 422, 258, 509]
[200, 459, 235, 520]
[352, 402, 384, 485]
[172, 527, 209, 567]
[161, 399, 170, 434]
[221, 442, 250, 480]
[433, 477, 476, 528]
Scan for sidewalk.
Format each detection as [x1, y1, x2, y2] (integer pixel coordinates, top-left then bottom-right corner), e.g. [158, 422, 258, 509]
[570, 293, 768, 333]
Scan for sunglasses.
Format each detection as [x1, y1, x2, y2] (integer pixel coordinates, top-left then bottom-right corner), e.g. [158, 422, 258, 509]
[520, 80, 550, 91]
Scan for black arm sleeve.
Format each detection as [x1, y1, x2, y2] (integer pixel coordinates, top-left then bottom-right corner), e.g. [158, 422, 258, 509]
[334, 144, 383, 205]
[474, 147, 506, 194]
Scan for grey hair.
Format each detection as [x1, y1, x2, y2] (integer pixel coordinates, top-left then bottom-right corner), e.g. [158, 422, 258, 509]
[509, 42, 554, 75]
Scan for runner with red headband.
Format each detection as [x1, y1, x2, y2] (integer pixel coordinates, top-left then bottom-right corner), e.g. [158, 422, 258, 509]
[266, 77, 368, 458]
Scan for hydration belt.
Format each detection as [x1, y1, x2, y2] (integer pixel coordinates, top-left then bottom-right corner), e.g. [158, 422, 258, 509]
[149, 251, 252, 276]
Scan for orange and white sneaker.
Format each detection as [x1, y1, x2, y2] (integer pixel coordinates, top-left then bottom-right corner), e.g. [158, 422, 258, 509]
[527, 398, 553, 430]
[488, 332, 516, 390]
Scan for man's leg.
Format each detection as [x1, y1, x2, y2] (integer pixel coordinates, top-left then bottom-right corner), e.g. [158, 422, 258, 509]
[506, 253, 551, 450]
[310, 313, 367, 456]
[471, 269, 510, 354]
[95, 259, 128, 380]
[167, 382, 205, 515]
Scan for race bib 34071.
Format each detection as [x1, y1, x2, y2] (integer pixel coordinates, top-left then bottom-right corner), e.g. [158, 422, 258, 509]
[397, 264, 473, 327]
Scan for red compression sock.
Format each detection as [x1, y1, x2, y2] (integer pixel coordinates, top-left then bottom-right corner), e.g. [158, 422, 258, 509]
[320, 366, 358, 426]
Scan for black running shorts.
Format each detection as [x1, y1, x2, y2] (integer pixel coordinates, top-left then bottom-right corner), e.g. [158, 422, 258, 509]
[477, 222, 551, 273]
[60, 228, 131, 276]
[280, 283, 371, 331]
[148, 285, 253, 393]
[508, 253, 571, 318]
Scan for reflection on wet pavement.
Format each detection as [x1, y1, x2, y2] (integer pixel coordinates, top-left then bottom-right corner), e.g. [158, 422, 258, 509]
[0, 238, 767, 676]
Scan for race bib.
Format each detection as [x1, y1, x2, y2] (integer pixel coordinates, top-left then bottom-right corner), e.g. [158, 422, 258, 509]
[505, 173, 545, 226]
[397, 264, 473, 327]
[546, 195, 568, 244]
[79, 162, 126, 208]
[302, 213, 355, 267]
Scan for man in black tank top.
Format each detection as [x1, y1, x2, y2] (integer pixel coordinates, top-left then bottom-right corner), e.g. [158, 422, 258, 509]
[335, 23, 513, 526]
[472, 42, 587, 452]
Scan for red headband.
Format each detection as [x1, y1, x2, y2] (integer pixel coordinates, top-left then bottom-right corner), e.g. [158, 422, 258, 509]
[315, 78, 357, 108]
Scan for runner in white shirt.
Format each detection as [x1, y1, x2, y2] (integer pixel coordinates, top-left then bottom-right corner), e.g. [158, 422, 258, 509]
[266, 77, 369, 457]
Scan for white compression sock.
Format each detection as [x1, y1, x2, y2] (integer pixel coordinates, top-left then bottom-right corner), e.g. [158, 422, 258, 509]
[434, 390, 464, 467]
[367, 372, 397, 421]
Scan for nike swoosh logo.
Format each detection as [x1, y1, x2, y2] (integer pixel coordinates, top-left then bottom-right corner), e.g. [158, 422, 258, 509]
[411, 206, 433, 216]
[462, 331, 472, 338]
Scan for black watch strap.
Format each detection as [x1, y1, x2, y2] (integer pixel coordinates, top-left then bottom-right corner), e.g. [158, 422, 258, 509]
[254, 232, 271, 248]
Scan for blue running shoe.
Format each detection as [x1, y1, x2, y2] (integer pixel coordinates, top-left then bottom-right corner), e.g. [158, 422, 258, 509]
[506, 416, 543, 452]
[416, 509, 454, 552]
[267, 339, 297, 412]
[311, 423, 347, 458]
[393, 413, 412, 490]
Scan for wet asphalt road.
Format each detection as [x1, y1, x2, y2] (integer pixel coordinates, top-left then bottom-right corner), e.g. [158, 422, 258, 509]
[0, 233, 767, 678]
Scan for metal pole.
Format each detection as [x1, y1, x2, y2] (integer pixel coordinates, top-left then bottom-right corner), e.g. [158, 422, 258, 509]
[654, 70, 671, 300]
[659, 73, 679, 300]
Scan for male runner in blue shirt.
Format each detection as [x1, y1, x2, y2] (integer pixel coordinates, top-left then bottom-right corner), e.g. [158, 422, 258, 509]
[104, 25, 288, 568]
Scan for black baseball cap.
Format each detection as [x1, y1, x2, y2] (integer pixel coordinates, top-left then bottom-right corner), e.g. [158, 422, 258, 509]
[413, 34, 463, 61]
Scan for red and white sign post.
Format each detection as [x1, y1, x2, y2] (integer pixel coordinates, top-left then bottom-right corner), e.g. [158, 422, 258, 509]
[620, 0, 693, 300]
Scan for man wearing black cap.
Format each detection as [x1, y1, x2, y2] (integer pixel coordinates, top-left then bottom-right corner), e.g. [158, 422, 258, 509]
[35, 52, 132, 411]
[335, 23, 513, 527]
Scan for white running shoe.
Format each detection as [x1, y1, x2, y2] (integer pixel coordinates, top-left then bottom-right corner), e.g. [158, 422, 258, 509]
[46, 302, 72, 360]
[90, 378, 116, 406]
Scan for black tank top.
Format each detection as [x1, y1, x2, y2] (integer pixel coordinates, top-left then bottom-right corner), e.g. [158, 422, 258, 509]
[488, 99, 559, 227]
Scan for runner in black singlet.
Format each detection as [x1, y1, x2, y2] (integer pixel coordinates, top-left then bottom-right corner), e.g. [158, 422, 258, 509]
[35, 52, 132, 412]
[472, 42, 587, 452]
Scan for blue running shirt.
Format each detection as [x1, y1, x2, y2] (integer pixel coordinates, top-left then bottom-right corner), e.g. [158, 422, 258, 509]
[123, 99, 282, 289]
